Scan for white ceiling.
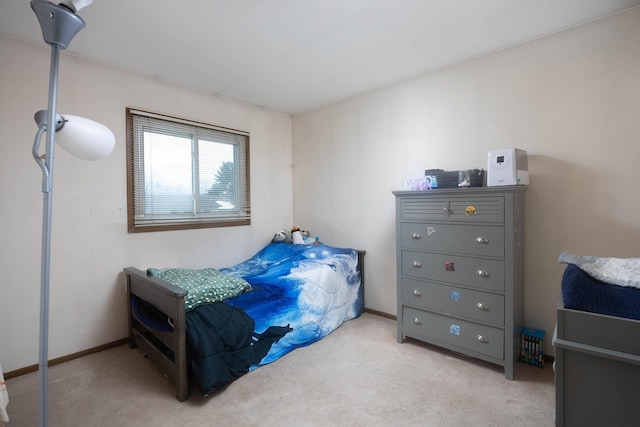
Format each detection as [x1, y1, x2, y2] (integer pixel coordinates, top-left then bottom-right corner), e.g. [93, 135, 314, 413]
[1, 0, 639, 114]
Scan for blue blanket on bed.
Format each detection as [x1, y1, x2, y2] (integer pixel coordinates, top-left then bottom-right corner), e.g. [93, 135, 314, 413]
[221, 242, 363, 364]
[562, 263, 640, 321]
[185, 242, 363, 395]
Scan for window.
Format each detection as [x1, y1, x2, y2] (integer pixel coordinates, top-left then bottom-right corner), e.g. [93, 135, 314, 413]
[126, 108, 250, 233]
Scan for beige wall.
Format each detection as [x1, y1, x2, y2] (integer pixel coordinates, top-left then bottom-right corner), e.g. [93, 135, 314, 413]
[0, 37, 293, 372]
[292, 7, 640, 354]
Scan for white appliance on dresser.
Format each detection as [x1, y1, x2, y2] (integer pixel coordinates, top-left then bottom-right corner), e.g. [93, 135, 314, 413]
[393, 186, 526, 379]
[487, 148, 529, 186]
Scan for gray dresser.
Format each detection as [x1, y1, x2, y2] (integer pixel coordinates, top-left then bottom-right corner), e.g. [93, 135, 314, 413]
[393, 186, 526, 379]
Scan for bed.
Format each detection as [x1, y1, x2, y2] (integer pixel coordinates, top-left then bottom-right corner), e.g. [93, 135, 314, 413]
[553, 253, 640, 427]
[124, 242, 365, 401]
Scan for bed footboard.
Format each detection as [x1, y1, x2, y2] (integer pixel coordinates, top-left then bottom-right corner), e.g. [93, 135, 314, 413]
[124, 267, 190, 401]
[554, 300, 640, 426]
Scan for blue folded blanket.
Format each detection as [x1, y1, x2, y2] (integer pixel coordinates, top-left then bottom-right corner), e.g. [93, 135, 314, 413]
[561, 263, 640, 321]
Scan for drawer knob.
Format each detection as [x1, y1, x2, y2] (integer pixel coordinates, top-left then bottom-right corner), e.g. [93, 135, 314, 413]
[413, 261, 422, 268]
[476, 335, 489, 343]
[476, 302, 489, 311]
[476, 269, 489, 277]
[411, 232, 421, 239]
[475, 236, 489, 244]
[413, 289, 422, 296]
[413, 317, 422, 325]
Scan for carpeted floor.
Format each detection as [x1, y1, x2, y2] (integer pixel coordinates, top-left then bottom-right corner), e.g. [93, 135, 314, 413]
[5, 313, 555, 426]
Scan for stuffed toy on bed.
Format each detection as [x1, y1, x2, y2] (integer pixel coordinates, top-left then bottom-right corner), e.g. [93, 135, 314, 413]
[304, 234, 320, 245]
[272, 229, 288, 243]
[272, 227, 320, 244]
[291, 226, 305, 244]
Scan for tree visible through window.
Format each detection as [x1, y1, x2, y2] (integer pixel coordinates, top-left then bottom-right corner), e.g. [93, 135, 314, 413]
[126, 108, 250, 233]
[208, 161, 236, 207]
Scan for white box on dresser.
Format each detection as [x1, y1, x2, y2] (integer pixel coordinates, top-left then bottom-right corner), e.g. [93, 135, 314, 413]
[393, 186, 526, 379]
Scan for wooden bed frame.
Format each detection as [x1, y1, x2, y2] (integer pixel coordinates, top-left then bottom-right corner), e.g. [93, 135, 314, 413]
[124, 250, 365, 402]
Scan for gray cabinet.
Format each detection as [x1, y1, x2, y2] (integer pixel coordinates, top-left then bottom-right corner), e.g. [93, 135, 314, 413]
[394, 186, 526, 379]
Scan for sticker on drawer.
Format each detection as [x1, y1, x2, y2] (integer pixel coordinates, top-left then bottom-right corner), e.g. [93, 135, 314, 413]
[450, 324, 461, 335]
[450, 290, 461, 301]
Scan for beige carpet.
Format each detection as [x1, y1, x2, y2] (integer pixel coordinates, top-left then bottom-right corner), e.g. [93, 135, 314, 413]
[5, 313, 555, 426]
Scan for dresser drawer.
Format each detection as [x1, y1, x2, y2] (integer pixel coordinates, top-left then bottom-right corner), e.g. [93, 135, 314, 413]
[401, 278, 504, 326]
[401, 197, 504, 223]
[401, 223, 504, 257]
[401, 250, 505, 292]
[402, 307, 504, 360]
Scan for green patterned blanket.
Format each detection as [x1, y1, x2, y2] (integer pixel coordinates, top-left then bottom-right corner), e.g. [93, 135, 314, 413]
[147, 267, 252, 311]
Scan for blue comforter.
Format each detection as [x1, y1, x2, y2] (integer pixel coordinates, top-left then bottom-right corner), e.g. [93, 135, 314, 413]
[221, 242, 363, 365]
[186, 242, 363, 394]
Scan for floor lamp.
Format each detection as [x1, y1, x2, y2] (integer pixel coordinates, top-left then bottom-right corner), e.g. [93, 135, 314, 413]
[30, 1, 115, 426]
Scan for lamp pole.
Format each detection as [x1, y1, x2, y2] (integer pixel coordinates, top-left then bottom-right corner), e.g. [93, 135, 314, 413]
[37, 42, 60, 427]
[30, 3, 113, 424]
[30, 2, 86, 426]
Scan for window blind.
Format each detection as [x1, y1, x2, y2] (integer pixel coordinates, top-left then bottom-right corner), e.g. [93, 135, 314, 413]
[126, 108, 250, 232]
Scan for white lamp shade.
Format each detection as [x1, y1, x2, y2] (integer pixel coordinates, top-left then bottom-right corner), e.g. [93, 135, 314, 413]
[58, 0, 94, 12]
[56, 114, 115, 160]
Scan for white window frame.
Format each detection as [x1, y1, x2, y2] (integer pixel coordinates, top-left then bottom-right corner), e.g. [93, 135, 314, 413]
[126, 108, 251, 233]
